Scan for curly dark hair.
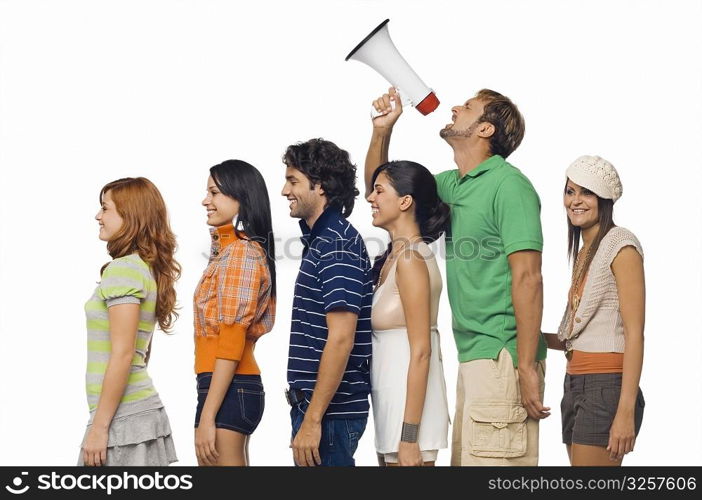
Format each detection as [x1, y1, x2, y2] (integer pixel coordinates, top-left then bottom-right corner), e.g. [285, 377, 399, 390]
[283, 138, 359, 217]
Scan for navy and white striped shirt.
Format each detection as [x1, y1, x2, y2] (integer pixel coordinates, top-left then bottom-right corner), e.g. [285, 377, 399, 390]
[287, 207, 373, 419]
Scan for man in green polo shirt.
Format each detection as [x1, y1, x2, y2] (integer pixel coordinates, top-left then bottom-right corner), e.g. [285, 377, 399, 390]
[364, 87, 549, 466]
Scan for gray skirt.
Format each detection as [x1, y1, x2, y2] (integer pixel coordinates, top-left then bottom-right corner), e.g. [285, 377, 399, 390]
[78, 407, 178, 466]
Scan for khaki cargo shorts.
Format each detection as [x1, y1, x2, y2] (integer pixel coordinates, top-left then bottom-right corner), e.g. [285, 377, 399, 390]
[451, 348, 545, 466]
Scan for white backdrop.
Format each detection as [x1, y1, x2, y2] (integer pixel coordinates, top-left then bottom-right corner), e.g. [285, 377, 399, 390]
[1, 0, 700, 466]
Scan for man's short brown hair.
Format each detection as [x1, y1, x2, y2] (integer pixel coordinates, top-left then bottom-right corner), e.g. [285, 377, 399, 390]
[475, 89, 525, 158]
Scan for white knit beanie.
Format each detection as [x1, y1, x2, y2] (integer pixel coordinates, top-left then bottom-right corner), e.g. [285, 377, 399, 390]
[566, 155, 623, 202]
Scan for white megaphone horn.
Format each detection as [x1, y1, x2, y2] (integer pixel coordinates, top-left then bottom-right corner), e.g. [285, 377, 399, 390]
[346, 19, 439, 116]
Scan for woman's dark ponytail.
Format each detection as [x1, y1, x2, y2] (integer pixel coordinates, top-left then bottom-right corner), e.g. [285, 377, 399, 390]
[419, 198, 450, 243]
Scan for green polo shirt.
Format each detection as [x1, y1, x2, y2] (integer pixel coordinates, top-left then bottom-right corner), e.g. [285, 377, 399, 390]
[435, 155, 547, 367]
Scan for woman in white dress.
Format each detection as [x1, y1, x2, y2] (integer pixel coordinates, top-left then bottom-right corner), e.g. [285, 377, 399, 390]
[366, 160, 451, 466]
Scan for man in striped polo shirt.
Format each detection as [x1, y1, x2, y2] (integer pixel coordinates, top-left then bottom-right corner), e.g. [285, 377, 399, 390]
[281, 138, 373, 467]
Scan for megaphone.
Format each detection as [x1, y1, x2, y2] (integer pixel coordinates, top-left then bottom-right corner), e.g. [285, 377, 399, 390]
[346, 19, 439, 116]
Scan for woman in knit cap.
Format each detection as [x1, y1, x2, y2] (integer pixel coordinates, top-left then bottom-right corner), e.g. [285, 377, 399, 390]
[543, 156, 645, 466]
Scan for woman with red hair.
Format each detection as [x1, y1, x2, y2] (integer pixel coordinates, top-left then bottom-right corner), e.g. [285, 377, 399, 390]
[79, 177, 181, 466]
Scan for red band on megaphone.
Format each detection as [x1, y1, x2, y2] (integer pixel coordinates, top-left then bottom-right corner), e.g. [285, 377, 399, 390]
[416, 92, 439, 115]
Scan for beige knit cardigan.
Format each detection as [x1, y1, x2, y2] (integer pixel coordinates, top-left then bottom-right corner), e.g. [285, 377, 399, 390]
[557, 226, 644, 353]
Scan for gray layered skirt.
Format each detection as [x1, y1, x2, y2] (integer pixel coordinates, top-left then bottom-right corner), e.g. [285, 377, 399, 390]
[78, 407, 177, 466]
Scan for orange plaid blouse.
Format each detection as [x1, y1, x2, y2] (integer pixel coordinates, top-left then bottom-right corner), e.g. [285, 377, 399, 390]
[193, 223, 275, 375]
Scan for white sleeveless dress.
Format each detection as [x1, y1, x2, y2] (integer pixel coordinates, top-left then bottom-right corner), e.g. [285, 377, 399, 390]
[370, 242, 449, 455]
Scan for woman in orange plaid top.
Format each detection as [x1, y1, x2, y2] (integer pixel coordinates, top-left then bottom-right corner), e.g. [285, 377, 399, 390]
[193, 160, 276, 466]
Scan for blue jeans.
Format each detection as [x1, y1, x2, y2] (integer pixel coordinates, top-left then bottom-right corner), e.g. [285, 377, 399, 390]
[290, 402, 367, 466]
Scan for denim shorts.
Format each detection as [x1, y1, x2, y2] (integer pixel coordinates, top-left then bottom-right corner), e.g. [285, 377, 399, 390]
[561, 373, 645, 447]
[195, 373, 265, 435]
